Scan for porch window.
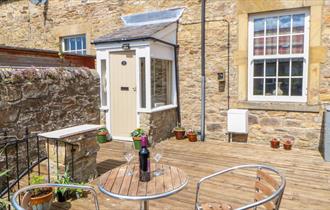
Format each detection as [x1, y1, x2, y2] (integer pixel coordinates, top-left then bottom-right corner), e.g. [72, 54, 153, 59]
[151, 58, 173, 108]
[62, 35, 86, 55]
[248, 10, 309, 102]
[140, 58, 146, 108]
[100, 59, 107, 107]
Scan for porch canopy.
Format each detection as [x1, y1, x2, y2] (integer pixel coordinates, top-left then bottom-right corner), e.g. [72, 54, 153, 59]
[93, 8, 184, 140]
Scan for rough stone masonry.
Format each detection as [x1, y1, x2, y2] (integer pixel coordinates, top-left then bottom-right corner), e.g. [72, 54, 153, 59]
[0, 0, 329, 150]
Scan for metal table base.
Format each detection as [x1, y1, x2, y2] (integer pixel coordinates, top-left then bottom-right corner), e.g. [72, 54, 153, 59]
[140, 200, 149, 210]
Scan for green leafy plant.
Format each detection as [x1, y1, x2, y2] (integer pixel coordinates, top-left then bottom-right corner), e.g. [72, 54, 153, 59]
[97, 128, 108, 136]
[55, 171, 87, 201]
[173, 123, 185, 132]
[30, 175, 50, 197]
[130, 128, 145, 138]
[55, 171, 71, 196]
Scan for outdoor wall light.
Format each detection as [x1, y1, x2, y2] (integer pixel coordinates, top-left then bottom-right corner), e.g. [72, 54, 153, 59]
[122, 43, 130, 50]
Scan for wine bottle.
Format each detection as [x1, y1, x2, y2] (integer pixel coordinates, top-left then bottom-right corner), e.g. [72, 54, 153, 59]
[139, 135, 150, 182]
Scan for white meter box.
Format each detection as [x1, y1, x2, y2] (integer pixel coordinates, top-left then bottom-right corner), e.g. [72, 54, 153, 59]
[227, 109, 249, 134]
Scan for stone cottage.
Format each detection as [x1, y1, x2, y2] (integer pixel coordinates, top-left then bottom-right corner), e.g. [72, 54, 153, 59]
[0, 0, 329, 150]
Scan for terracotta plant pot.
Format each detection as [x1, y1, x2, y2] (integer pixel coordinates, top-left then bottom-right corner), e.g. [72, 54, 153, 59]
[187, 133, 197, 142]
[30, 188, 53, 210]
[283, 141, 293, 150]
[270, 138, 280, 149]
[132, 137, 141, 150]
[174, 130, 185, 140]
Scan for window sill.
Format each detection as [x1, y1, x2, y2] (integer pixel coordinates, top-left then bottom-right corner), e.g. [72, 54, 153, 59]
[234, 101, 320, 113]
[138, 104, 177, 113]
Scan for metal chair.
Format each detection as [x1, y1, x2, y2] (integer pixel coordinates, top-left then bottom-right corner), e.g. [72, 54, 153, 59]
[11, 183, 100, 210]
[195, 164, 286, 210]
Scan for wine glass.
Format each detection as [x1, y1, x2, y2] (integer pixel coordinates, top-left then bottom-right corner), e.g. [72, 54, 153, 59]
[152, 142, 163, 176]
[124, 143, 135, 176]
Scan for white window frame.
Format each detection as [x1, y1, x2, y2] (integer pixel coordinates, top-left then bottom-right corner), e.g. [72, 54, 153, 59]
[62, 34, 87, 55]
[248, 9, 309, 102]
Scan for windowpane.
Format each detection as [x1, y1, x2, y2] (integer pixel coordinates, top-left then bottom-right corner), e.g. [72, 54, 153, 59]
[151, 59, 173, 108]
[254, 60, 264, 77]
[77, 37, 82, 50]
[70, 38, 76, 51]
[266, 17, 277, 35]
[64, 38, 70, 51]
[253, 79, 264, 95]
[266, 59, 276, 76]
[278, 59, 290, 76]
[140, 58, 146, 108]
[266, 37, 277, 55]
[292, 58, 303, 76]
[82, 36, 86, 49]
[292, 14, 304, 33]
[278, 78, 289, 96]
[265, 78, 276, 96]
[62, 35, 86, 55]
[291, 78, 303, 96]
[254, 37, 264, 55]
[292, 34, 304, 54]
[101, 60, 107, 107]
[250, 11, 307, 101]
[278, 36, 290, 54]
[279, 15, 291, 34]
[254, 18, 265, 36]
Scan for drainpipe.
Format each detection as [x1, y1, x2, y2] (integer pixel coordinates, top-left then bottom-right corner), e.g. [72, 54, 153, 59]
[175, 21, 181, 124]
[201, 0, 206, 141]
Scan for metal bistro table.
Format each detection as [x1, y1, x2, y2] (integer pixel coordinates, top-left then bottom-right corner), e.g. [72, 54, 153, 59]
[98, 163, 188, 210]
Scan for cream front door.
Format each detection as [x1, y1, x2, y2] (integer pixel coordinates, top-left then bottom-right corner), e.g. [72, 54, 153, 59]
[110, 51, 137, 139]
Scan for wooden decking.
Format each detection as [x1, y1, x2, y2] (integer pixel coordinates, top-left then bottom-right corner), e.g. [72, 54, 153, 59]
[59, 139, 330, 210]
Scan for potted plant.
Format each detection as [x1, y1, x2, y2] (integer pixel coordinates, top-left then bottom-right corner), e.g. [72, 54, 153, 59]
[172, 124, 185, 140]
[186, 129, 198, 142]
[270, 138, 280, 149]
[55, 171, 72, 202]
[27, 175, 53, 210]
[97, 128, 109, 143]
[130, 128, 145, 150]
[283, 139, 293, 150]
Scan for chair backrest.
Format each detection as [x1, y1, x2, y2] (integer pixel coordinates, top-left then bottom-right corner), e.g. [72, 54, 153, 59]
[11, 183, 100, 210]
[195, 164, 286, 210]
[255, 169, 282, 210]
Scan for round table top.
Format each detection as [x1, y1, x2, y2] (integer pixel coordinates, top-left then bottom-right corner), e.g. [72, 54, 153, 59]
[98, 163, 188, 201]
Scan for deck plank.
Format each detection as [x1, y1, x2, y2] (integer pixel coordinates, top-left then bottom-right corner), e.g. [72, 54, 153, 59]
[46, 139, 330, 210]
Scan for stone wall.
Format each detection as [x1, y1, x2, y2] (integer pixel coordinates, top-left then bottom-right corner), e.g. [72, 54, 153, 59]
[0, 67, 99, 190]
[0, 67, 100, 191]
[139, 108, 177, 142]
[0, 0, 329, 149]
[0, 67, 100, 136]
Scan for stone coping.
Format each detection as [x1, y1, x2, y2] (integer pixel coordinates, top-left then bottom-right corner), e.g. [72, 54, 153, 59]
[38, 124, 104, 139]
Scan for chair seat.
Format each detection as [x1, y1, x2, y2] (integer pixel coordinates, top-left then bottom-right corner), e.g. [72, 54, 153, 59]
[199, 202, 233, 210]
